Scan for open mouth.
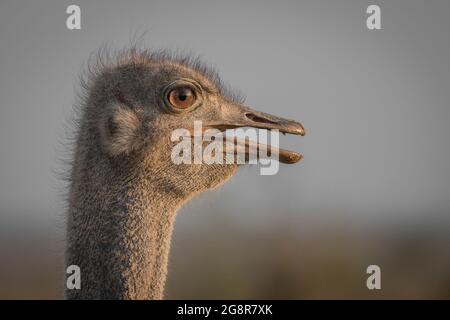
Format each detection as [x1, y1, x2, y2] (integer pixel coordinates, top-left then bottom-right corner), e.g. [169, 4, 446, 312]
[187, 129, 303, 165]
[204, 109, 305, 165]
[230, 132, 303, 164]
[184, 104, 305, 165]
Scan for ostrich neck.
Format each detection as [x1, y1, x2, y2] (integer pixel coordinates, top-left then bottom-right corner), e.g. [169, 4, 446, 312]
[66, 162, 184, 300]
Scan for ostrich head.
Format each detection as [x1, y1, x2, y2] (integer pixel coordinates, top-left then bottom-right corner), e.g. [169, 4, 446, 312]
[81, 50, 305, 201]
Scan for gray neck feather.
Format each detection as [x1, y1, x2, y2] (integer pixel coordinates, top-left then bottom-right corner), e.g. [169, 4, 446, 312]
[65, 152, 185, 299]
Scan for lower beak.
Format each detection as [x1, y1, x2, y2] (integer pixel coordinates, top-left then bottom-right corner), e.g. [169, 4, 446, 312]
[204, 104, 305, 164]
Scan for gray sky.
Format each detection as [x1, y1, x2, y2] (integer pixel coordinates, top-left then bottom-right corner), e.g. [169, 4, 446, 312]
[1, 0, 450, 229]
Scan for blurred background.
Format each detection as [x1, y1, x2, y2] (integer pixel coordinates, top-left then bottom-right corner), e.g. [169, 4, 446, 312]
[1, 0, 450, 299]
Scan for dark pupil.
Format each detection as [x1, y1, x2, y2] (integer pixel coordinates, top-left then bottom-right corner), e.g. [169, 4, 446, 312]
[178, 88, 190, 101]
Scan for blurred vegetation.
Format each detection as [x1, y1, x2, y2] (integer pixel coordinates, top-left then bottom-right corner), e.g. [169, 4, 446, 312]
[0, 211, 449, 299]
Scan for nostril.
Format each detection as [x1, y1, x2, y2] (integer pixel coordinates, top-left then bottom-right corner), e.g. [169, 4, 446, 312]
[245, 112, 277, 124]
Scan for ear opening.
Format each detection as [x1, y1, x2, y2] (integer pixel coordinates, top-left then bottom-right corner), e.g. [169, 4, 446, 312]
[99, 104, 143, 156]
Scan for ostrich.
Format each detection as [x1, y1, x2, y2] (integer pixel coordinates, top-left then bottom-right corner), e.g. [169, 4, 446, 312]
[65, 48, 305, 299]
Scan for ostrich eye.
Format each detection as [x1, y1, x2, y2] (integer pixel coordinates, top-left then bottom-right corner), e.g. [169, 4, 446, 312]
[167, 86, 196, 109]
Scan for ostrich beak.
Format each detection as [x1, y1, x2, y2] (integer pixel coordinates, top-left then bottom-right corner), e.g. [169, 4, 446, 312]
[204, 103, 305, 164]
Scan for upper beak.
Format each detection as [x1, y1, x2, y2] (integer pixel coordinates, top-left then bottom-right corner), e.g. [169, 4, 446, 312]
[204, 103, 305, 164]
[206, 104, 305, 136]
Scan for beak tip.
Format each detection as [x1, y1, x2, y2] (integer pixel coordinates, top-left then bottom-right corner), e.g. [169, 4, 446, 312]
[284, 152, 303, 164]
[298, 123, 306, 136]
